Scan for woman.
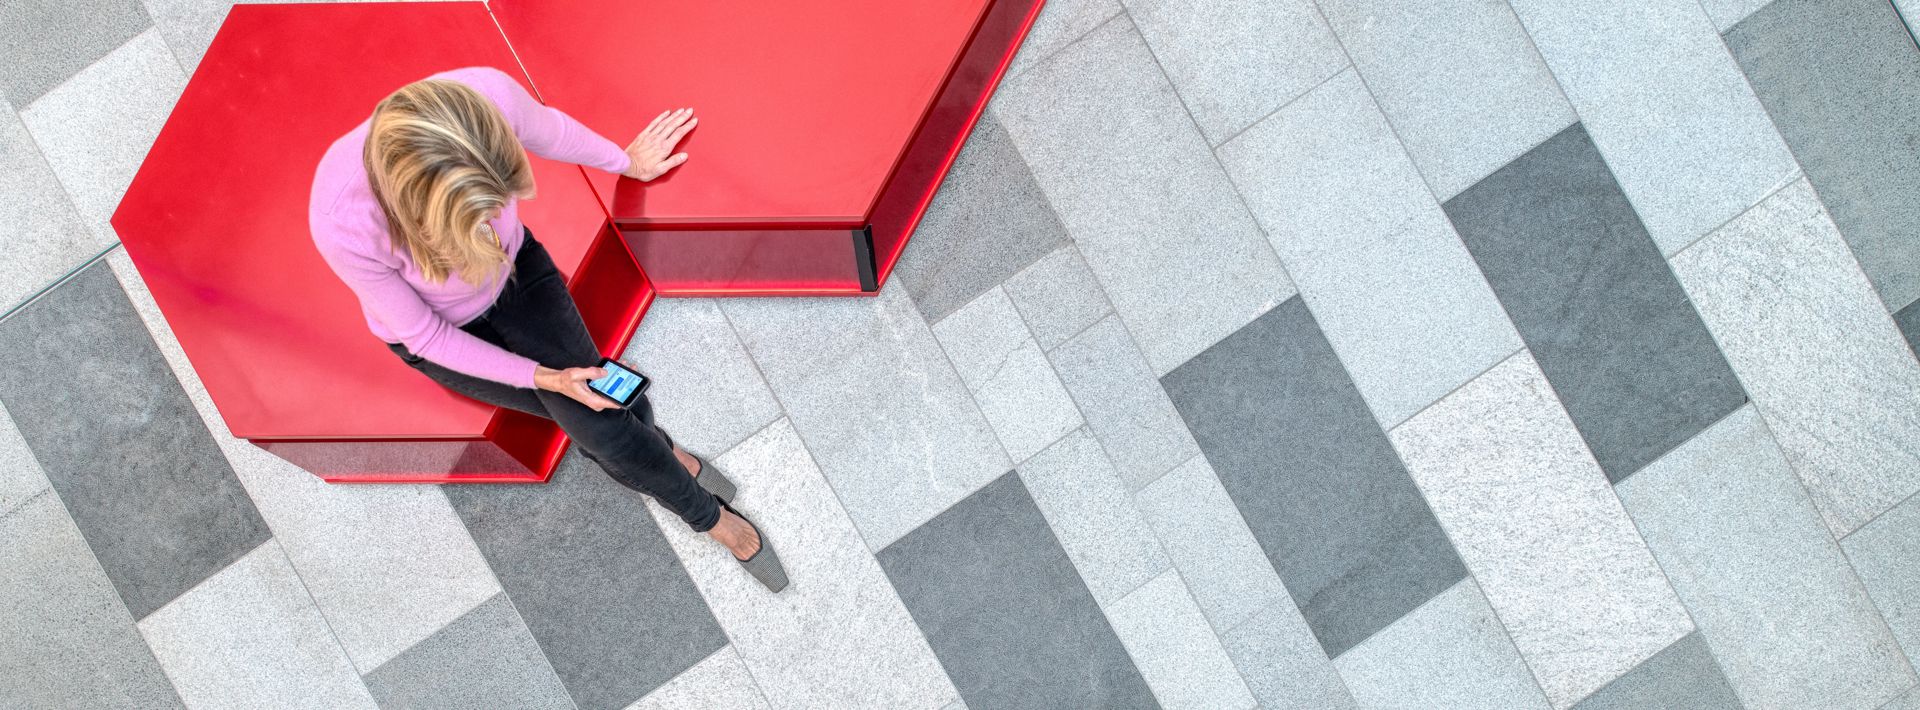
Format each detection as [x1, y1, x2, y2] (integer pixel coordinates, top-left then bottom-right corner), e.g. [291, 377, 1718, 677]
[310, 67, 785, 592]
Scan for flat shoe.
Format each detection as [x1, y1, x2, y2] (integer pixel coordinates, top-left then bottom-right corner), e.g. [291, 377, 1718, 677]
[720, 500, 787, 593]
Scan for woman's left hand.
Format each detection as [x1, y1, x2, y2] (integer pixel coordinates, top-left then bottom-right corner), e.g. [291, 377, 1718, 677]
[623, 108, 697, 182]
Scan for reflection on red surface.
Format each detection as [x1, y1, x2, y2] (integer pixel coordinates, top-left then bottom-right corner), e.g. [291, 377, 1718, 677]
[621, 226, 867, 296]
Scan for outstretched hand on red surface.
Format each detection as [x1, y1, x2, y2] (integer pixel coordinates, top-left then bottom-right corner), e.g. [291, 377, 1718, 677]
[622, 108, 697, 181]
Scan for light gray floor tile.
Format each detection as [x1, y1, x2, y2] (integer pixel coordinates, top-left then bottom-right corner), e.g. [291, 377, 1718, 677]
[1162, 297, 1464, 658]
[1701, 0, 1777, 31]
[1003, 0, 1123, 79]
[1334, 579, 1551, 710]
[1049, 316, 1199, 489]
[996, 16, 1293, 375]
[933, 288, 1034, 391]
[364, 593, 571, 710]
[893, 114, 1068, 323]
[1002, 245, 1112, 351]
[446, 452, 724, 710]
[1618, 405, 1914, 710]
[622, 297, 783, 458]
[1507, 0, 1799, 254]
[1135, 455, 1287, 631]
[0, 400, 50, 518]
[1671, 179, 1920, 536]
[647, 420, 960, 710]
[1887, 684, 1920, 710]
[0, 495, 182, 709]
[1727, 0, 1920, 312]
[1318, 0, 1576, 200]
[1389, 351, 1693, 708]
[878, 472, 1155, 710]
[1846, 493, 1920, 675]
[0, 263, 269, 621]
[1220, 601, 1356, 710]
[932, 289, 1081, 463]
[0, 97, 102, 313]
[721, 288, 1008, 550]
[1018, 429, 1169, 606]
[1121, 0, 1347, 145]
[20, 29, 185, 245]
[1219, 69, 1522, 428]
[0, 0, 151, 106]
[1571, 633, 1742, 710]
[1107, 571, 1256, 710]
[625, 647, 769, 710]
[139, 541, 376, 710]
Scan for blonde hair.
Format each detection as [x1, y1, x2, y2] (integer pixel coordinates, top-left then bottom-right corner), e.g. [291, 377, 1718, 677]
[363, 79, 532, 285]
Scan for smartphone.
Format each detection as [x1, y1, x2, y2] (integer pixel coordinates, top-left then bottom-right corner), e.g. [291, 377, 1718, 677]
[586, 357, 650, 407]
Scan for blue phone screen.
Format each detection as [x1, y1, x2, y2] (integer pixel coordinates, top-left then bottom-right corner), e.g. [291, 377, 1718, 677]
[590, 362, 643, 402]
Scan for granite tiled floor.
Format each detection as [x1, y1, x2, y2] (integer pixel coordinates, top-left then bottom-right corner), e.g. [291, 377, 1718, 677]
[5, 1, 1920, 708]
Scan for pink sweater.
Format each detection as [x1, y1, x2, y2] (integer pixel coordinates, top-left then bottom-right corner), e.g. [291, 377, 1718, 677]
[310, 67, 630, 389]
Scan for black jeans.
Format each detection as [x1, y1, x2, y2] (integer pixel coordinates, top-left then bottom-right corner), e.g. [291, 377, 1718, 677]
[388, 230, 721, 532]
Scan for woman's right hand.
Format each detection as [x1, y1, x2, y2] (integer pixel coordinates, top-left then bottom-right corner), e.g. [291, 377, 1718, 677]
[535, 365, 617, 411]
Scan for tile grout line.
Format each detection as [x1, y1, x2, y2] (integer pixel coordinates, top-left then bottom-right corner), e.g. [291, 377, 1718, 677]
[1206, 64, 1347, 152]
[0, 241, 122, 324]
[258, 538, 384, 704]
[481, 586, 582, 710]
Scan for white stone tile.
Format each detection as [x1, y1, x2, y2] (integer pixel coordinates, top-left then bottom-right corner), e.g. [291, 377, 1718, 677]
[1048, 316, 1200, 490]
[1220, 599, 1356, 710]
[1317, 0, 1577, 199]
[1335, 579, 1550, 710]
[622, 297, 783, 457]
[997, 16, 1294, 376]
[1388, 351, 1692, 707]
[934, 288, 1082, 462]
[1004, 0, 1123, 79]
[626, 646, 770, 710]
[1619, 405, 1917, 710]
[108, 250, 501, 674]
[0, 97, 101, 312]
[20, 30, 186, 245]
[1134, 455, 1285, 630]
[1846, 492, 1920, 676]
[1107, 571, 1256, 710]
[139, 541, 377, 710]
[1120, 0, 1348, 145]
[1219, 70, 1523, 428]
[1671, 179, 1920, 536]
[1698, 0, 1776, 32]
[643, 419, 959, 710]
[1018, 429, 1168, 606]
[0, 399, 51, 518]
[933, 288, 1039, 392]
[720, 289, 1008, 551]
[1002, 245, 1112, 351]
[1887, 684, 1920, 710]
[1507, 0, 1799, 254]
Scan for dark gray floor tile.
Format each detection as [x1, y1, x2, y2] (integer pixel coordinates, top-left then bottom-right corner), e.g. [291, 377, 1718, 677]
[892, 113, 1070, 323]
[444, 452, 724, 710]
[365, 593, 572, 710]
[1897, 300, 1920, 358]
[1728, 0, 1920, 312]
[1572, 633, 1743, 710]
[0, 264, 269, 620]
[877, 472, 1157, 710]
[1444, 124, 1748, 483]
[1160, 297, 1466, 658]
[0, 0, 152, 107]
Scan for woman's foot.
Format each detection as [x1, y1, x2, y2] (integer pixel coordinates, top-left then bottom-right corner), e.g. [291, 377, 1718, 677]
[673, 443, 739, 501]
[708, 507, 762, 561]
[673, 445, 703, 477]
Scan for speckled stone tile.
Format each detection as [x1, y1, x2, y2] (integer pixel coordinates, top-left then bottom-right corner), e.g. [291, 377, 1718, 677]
[1003, 245, 1112, 352]
[1018, 429, 1168, 605]
[0, 97, 101, 313]
[138, 541, 376, 710]
[445, 452, 724, 710]
[1617, 405, 1913, 710]
[1896, 300, 1920, 359]
[1220, 600, 1357, 710]
[1318, 0, 1576, 200]
[1727, 0, 1920, 311]
[1571, 634, 1741, 710]
[19, 29, 185, 244]
[1389, 351, 1693, 708]
[624, 647, 769, 710]
[1845, 493, 1920, 675]
[1887, 685, 1920, 710]
[1120, 0, 1347, 145]
[1702, 0, 1779, 31]
[1163, 297, 1465, 658]
[1334, 579, 1551, 710]
[1506, 0, 1798, 253]
[364, 594, 571, 710]
[0, 0, 150, 106]
[0, 400, 49, 518]
[933, 288, 1082, 463]
[0, 495, 182, 709]
[1219, 69, 1523, 428]
[1003, 0, 1122, 79]
[1135, 455, 1287, 631]
[1445, 124, 1748, 483]
[996, 16, 1293, 375]
[1671, 179, 1920, 536]
[720, 288, 1007, 550]
[620, 297, 782, 457]
[645, 420, 959, 710]
[0, 263, 269, 621]
[1049, 316, 1199, 490]
[1107, 571, 1256, 710]
[892, 114, 1068, 324]
[879, 472, 1154, 710]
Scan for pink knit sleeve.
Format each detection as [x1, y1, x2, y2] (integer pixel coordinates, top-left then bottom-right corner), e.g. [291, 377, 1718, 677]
[447, 67, 631, 174]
